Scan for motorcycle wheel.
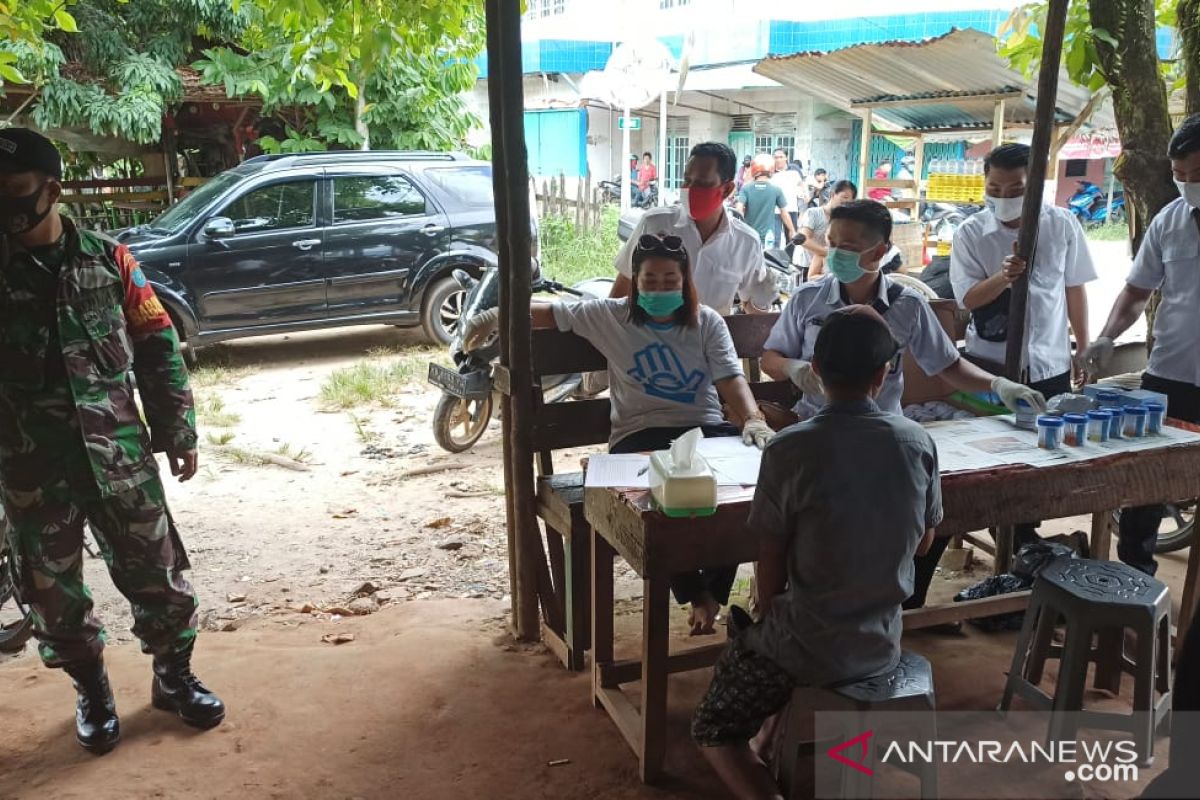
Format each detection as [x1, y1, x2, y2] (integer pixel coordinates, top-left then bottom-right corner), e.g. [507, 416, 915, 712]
[0, 537, 34, 654]
[432, 392, 494, 453]
[1110, 502, 1195, 555]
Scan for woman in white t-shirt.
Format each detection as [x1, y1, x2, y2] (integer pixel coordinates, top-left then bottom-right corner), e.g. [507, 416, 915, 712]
[796, 179, 857, 278]
[537, 234, 773, 634]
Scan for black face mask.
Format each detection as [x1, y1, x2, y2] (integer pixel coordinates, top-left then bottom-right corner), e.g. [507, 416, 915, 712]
[0, 182, 51, 235]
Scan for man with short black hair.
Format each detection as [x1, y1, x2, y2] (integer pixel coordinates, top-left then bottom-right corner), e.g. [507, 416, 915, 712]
[0, 128, 224, 755]
[770, 148, 803, 246]
[951, 142, 1096, 549]
[737, 154, 795, 247]
[612, 142, 776, 314]
[693, 305, 941, 799]
[636, 151, 657, 205]
[761, 198, 1045, 608]
[1082, 112, 1200, 575]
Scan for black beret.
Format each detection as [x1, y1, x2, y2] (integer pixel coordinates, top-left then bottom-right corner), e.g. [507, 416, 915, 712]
[0, 128, 63, 180]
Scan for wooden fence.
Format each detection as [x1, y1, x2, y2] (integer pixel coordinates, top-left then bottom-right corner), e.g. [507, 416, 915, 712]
[59, 176, 208, 232]
[532, 174, 608, 234]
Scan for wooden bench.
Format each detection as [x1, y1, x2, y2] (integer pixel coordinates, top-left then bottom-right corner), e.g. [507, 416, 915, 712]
[529, 312, 796, 670]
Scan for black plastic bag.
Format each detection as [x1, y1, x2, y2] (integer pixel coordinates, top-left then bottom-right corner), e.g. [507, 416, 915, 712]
[1012, 542, 1077, 581]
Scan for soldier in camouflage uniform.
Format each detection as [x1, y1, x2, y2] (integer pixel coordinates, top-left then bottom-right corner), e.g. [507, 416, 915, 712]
[0, 128, 224, 754]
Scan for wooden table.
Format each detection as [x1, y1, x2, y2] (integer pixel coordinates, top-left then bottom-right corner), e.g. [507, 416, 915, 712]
[586, 429, 1200, 783]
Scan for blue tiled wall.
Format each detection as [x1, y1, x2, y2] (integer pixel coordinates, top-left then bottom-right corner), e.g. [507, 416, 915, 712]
[476, 11, 1174, 78]
[767, 10, 1010, 55]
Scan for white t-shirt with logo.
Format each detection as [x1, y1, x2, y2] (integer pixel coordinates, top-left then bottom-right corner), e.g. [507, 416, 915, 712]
[551, 299, 743, 448]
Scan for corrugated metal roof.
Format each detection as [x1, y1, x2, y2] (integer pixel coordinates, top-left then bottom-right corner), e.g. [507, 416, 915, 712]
[754, 28, 1112, 133]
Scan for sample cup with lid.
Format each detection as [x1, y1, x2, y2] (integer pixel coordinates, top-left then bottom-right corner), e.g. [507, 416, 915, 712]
[1062, 413, 1089, 446]
[1123, 406, 1149, 438]
[1037, 415, 1065, 449]
[1087, 409, 1111, 443]
[1101, 406, 1125, 439]
[1144, 402, 1165, 435]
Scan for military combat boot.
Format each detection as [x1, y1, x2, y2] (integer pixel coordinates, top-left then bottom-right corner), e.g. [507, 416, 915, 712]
[151, 644, 225, 729]
[63, 658, 120, 754]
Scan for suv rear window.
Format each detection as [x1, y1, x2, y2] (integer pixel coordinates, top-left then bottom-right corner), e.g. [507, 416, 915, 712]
[334, 175, 427, 222]
[422, 166, 494, 208]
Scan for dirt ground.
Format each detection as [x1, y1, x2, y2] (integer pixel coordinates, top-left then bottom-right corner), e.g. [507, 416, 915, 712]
[0, 323, 1193, 799]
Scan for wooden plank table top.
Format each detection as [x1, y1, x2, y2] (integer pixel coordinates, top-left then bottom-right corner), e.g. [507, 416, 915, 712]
[585, 423, 1200, 784]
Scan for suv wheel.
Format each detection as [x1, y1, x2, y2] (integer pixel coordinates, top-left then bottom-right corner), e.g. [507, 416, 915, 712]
[422, 276, 467, 346]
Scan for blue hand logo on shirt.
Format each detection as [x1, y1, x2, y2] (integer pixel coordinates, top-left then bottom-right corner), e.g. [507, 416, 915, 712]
[627, 343, 706, 404]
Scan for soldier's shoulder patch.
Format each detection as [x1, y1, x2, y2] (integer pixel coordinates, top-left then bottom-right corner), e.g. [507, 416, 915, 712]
[131, 266, 148, 288]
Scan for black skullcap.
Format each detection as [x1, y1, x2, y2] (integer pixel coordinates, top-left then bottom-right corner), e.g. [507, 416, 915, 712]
[0, 128, 62, 180]
[813, 305, 901, 391]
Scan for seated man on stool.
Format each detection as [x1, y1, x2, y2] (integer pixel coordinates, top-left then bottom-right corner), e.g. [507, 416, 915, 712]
[692, 306, 940, 799]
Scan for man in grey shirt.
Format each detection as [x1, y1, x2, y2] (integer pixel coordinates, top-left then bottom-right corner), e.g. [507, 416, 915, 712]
[693, 306, 940, 799]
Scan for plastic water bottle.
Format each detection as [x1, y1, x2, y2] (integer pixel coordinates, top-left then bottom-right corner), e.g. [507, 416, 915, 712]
[765, 229, 776, 249]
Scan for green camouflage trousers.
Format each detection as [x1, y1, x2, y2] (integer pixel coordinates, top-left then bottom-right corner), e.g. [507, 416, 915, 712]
[2, 473, 198, 667]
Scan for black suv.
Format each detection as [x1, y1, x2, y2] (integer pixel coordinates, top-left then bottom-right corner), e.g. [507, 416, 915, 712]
[117, 151, 513, 360]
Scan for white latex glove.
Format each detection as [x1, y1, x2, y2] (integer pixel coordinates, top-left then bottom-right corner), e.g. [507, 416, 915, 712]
[461, 307, 499, 352]
[1080, 336, 1114, 376]
[991, 376, 1047, 413]
[741, 418, 774, 450]
[783, 359, 824, 397]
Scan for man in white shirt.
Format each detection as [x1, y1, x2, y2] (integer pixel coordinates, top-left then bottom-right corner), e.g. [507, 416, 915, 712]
[761, 199, 1045, 609]
[612, 142, 777, 314]
[770, 148, 803, 247]
[951, 143, 1096, 549]
[1082, 114, 1200, 576]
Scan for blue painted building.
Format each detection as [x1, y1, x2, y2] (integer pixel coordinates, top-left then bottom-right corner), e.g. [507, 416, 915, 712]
[465, 3, 1048, 191]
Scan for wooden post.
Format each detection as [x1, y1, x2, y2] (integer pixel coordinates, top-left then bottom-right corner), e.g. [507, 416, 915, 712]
[858, 108, 873, 187]
[583, 172, 592, 232]
[576, 179, 583, 233]
[1004, 0, 1070, 381]
[912, 134, 926, 222]
[991, 99, 1006, 149]
[485, 0, 542, 641]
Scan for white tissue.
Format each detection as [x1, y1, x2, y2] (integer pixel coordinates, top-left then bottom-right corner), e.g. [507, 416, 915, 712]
[670, 427, 703, 472]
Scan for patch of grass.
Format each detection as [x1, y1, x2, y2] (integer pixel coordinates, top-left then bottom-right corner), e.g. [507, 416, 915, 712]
[318, 345, 447, 410]
[196, 394, 241, 428]
[190, 346, 256, 388]
[539, 206, 622, 288]
[348, 412, 379, 445]
[273, 442, 312, 463]
[1085, 222, 1130, 242]
[205, 430, 236, 446]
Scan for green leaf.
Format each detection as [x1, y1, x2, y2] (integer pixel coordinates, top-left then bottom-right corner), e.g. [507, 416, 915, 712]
[53, 10, 79, 34]
[0, 63, 27, 84]
[1092, 28, 1118, 49]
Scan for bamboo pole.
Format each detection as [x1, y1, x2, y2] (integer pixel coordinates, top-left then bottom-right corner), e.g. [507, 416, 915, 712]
[485, 0, 541, 640]
[1004, 0, 1070, 381]
[858, 108, 873, 187]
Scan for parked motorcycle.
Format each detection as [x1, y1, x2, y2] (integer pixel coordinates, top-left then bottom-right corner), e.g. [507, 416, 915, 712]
[0, 508, 34, 654]
[1068, 181, 1126, 227]
[427, 267, 613, 453]
[598, 177, 658, 209]
[922, 201, 982, 244]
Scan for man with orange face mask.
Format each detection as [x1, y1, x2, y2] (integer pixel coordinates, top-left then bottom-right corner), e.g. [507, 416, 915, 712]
[612, 142, 778, 316]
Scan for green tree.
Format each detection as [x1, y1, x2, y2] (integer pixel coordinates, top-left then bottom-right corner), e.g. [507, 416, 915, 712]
[195, 0, 485, 153]
[2, 0, 249, 145]
[999, 0, 1178, 249]
[0, 0, 79, 85]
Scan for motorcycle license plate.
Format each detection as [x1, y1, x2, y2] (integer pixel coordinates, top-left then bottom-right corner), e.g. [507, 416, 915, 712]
[427, 363, 490, 398]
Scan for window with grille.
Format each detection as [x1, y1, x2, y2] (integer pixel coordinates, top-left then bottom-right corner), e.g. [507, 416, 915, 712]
[754, 135, 796, 160]
[525, 0, 567, 18]
[659, 0, 691, 8]
[664, 135, 690, 190]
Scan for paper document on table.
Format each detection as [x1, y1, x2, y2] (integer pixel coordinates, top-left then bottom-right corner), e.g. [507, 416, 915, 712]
[924, 415, 1200, 473]
[696, 436, 764, 485]
[584, 454, 651, 488]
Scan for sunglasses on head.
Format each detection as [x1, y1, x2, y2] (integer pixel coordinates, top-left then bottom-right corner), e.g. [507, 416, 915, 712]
[636, 233, 685, 256]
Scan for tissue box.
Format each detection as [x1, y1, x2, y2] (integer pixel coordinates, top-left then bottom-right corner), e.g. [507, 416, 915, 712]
[648, 449, 717, 518]
[1082, 384, 1169, 416]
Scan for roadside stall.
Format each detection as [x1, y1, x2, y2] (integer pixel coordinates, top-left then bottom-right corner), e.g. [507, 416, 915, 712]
[484, 1, 1196, 789]
[752, 28, 1115, 272]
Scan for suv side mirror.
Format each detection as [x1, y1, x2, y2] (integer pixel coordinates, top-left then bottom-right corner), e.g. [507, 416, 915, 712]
[203, 217, 235, 238]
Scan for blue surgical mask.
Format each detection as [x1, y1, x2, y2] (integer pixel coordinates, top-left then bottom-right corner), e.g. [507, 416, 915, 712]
[636, 290, 685, 317]
[826, 247, 866, 284]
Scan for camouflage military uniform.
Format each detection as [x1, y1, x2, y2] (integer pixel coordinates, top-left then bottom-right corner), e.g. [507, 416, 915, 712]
[0, 217, 199, 667]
